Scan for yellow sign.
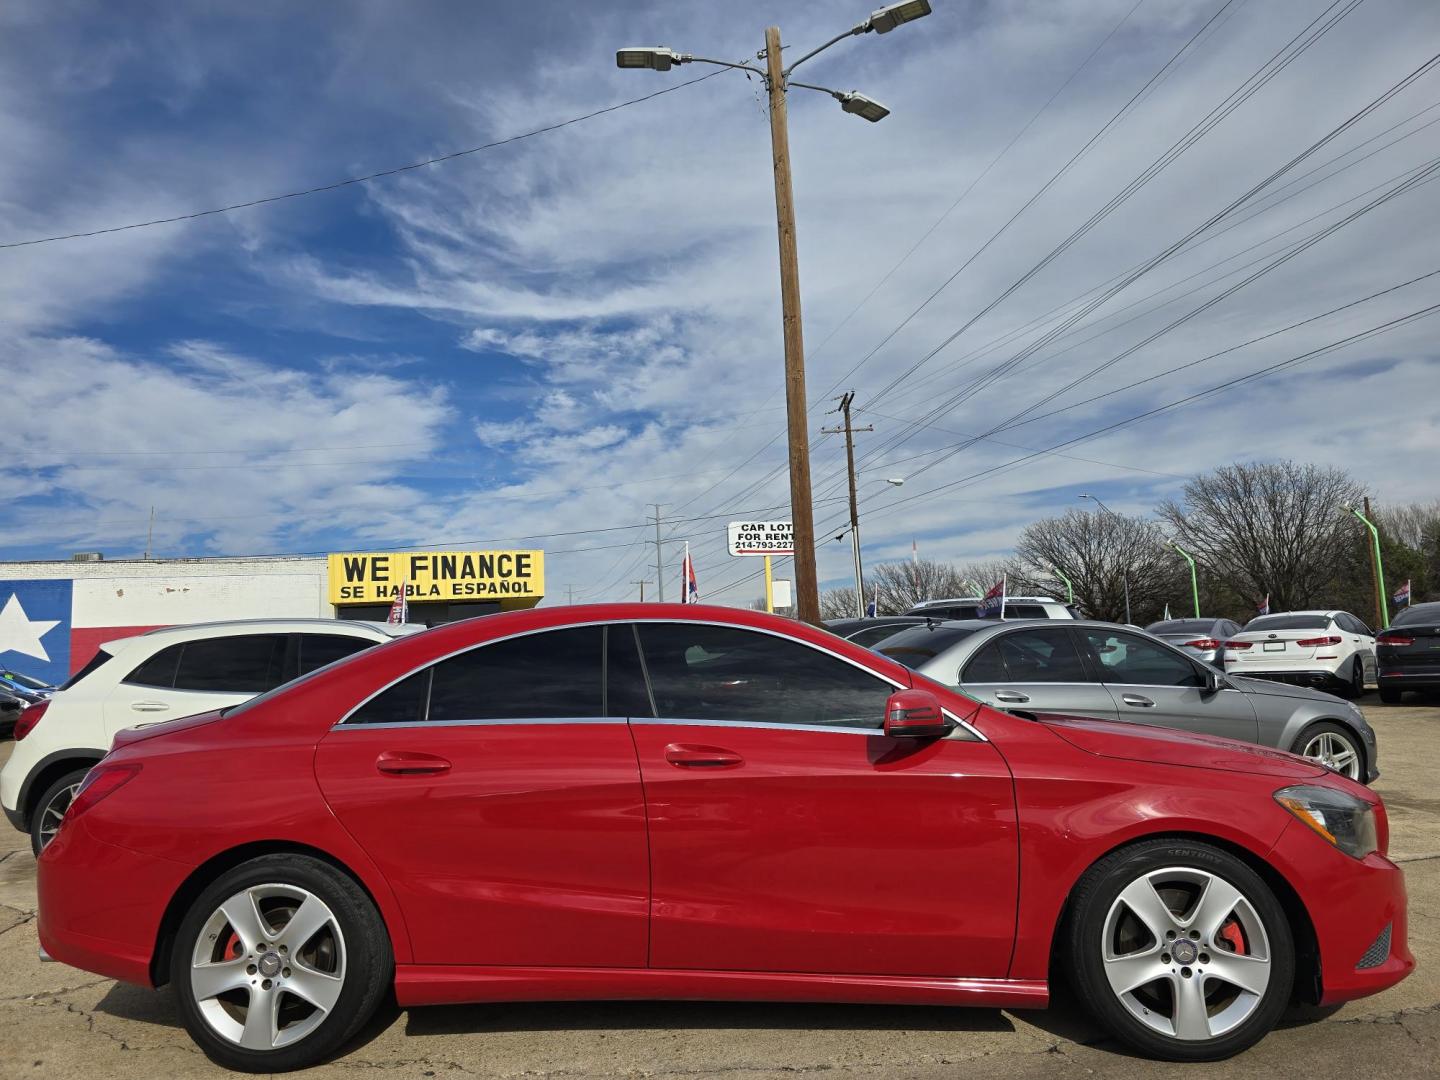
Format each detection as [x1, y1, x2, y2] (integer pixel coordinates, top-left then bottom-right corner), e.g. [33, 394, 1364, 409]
[328, 550, 544, 605]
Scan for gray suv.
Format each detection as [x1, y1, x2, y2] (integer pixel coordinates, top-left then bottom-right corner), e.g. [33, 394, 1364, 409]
[875, 619, 1378, 783]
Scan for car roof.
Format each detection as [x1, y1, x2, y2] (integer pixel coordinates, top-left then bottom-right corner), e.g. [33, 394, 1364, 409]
[912, 596, 1061, 605]
[96, 618, 427, 654]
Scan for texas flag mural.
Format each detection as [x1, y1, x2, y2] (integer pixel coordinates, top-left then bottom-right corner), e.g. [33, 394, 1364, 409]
[0, 579, 165, 683]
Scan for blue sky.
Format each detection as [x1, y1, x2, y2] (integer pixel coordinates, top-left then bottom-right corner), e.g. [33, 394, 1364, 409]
[2, 0, 1438, 604]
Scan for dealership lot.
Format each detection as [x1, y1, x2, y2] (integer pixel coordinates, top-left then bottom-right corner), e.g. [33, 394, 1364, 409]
[1, 698, 1437, 1080]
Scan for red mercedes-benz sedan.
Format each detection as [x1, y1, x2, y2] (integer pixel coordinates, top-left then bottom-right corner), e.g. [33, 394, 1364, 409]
[36, 604, 1411, 1072]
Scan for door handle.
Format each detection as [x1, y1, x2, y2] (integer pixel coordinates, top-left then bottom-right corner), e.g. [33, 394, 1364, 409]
[376, 751, 451, 776]
[994, 690, 1031, 704]
[664, 743, 744, 768]
[130, 701, 170, 712]
[1122, 694, 1155, 708]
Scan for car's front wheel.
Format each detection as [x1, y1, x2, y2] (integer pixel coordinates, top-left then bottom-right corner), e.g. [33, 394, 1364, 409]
[1293, 722, 1365, 781]
[171, 853, 392, 1072]
[1065, 839, 1294, 1061]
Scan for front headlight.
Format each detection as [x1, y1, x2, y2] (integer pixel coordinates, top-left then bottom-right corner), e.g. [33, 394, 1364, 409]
[1275, 784, 1378, 859]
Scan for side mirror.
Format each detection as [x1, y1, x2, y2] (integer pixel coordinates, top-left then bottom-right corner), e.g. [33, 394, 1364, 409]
[1201, 666, 1223, 694]
[884, 688, 950, 739]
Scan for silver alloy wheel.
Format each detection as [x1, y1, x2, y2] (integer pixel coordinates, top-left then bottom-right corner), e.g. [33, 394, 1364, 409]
[1102, 867, 1272, 1042]
[36, 781, 82, 850]
[1300, 730, 1362, 780]
[189, 883, 346, 1052]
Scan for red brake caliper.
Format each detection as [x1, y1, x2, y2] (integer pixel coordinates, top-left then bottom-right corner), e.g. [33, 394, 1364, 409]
[1218, 917, 1248, 955]
[223, 931, 243, 961]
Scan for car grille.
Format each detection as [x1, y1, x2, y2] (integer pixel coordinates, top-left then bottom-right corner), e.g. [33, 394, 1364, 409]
[1356, 923, 1392, 969]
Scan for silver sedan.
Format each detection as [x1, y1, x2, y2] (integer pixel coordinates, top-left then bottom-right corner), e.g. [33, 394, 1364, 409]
[875, 618, 1378, 783]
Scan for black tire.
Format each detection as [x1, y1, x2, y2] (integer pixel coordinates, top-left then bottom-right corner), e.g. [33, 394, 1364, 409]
[171, 853, 392, 1072]
[1378, 686, 1402, 705]
[1064, 838, 1294, 1062]
[29, 768, 91, 856]
[1339, 657, 1364, 700]
[1291, 721, 1366, 782]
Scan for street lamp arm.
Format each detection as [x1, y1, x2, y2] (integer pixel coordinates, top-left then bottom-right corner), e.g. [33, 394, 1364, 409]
[683, 55, 769, 77]
[781, 25, 868, 77]
[785, 79, 848, 96]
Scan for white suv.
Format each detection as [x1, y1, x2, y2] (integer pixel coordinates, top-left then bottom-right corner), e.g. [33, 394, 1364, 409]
[1, 618, 422, 853]
[1222, 609, 1376, 698]
[905, 595, 1078, 620]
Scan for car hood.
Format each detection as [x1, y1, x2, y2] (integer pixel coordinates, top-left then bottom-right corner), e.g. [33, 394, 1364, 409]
[1225, 674, 1348, 705]
[1041, 714, 1327, 779]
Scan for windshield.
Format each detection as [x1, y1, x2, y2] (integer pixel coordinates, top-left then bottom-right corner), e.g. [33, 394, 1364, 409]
[2, 669, 51, 690]
[1243, 614, 1331, 632]
[876, 625, 983, 668]
[1393, 602, 1440, 627]
[1145, 619, 1214, 635]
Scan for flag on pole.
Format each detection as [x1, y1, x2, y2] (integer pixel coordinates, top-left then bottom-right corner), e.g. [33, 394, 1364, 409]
[1163, 603, 1172, 621]
[1394, 579, 1412, 608]
[866, 599, 877, 617]
[977, 575, 1007, 619]
[386, 580, 409, 625]
[681, 543, 699, 604]
[1257, 594, 1270, 616]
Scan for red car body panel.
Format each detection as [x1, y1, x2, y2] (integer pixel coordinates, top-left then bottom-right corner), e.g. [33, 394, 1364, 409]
[35, 603, 1413, 1020]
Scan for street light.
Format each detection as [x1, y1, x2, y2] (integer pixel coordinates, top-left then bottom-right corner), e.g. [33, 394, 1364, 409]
[617, 4, 933, 625]
[1343, 502, 1390, 628]
[1079, 493, 1132, 625]
[1169, 540, 1201, 619]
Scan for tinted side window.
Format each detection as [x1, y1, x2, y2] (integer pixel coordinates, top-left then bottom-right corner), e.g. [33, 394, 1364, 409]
[1004, 604, 1047, 619]
[636, 623, 892, 729]
[606, 625, 654, 718]
[174, 635, 288, 693]
[1080, 629, 1204, 687]
[962, 640, 1009, 683]
[429, 627, 602, 721]
[124, 644, 184, 689]
[349, 669, 430, 726]
[298, 634, 376, 676]
[1351, 616, 1373, 637]
[993, 628, 1089, 683]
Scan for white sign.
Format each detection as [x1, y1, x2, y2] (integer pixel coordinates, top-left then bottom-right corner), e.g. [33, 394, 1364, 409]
[771, 579, 794, 609]
[727, 520, 794, 557]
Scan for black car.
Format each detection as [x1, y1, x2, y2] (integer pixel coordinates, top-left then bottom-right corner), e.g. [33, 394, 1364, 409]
[1377, 600, 1440, 703]
[824, 616, 932, 648]
[0, 690, 24, 740]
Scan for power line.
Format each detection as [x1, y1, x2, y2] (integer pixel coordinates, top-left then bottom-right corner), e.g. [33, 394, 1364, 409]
[0, 70, 727, 251]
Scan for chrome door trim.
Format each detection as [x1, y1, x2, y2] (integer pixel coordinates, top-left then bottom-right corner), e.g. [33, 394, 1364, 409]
[630, 711, 985, 742]
[331, 716, 624, 732]
[334, 618, 918, 729]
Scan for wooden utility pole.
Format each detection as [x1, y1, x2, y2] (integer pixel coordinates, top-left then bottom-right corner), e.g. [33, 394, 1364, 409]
[631, 580, 651, 603]
[765, 25, 820, 626]
[1364, 495, 1383, 630]
[822, 392, 873, 618]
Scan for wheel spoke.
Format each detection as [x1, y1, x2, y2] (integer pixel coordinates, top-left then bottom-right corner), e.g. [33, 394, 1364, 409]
[1116, 875, 1176, 942]
[1205, 951, 1270, 997]
[1172, 973, 1213, 1040]
[1103, 949, 1168, 997]
[277, 895, 331, 953]
[238, 985, 279, 1050]
[190, 958, 250, 1001]
[285, 965, 343, 1014]
[1187, 875, 1244, 942]
[220, 891, 270, 952]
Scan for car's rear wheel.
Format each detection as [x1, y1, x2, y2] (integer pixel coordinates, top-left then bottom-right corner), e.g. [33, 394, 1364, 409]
[171, 854, 392, 1072]
[1065, 839, 1294, 1061]
[29, 768, 90, 855]
[1338, 657, 1364, 699]
[1293, 722, 1364, 781]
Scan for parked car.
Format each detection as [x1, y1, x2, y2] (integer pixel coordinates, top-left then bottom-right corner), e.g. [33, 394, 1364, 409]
[1223, 611, 1376, 698]
[824, 615, 930, 647]
[0, 690, 24, 739]
[0, 668, 54, 704]
[1376, 601, 1440, 703]
[906, 594, 1077, 620]
[875, 619, 1377, 782]
[2, 618, 423, 854]
[37, 603, 1410, 1069]
[1143, 617, 1243, 668]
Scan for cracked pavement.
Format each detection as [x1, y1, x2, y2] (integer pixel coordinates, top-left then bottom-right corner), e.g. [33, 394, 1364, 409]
[1, 698, 1437, 1079]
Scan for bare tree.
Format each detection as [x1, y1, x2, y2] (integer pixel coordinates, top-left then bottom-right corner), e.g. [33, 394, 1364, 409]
[819, 586, 862, 620]
[1014, 509, 1178, 622]
[1159, 461, 1364, 611]
[868, 558, 968, 614]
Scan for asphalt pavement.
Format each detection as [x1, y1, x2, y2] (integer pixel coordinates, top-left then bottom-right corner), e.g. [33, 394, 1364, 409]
[2, 697, 1437, 1079]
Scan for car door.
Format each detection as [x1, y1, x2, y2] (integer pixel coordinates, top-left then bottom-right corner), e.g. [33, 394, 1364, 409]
[958, 626, 1120, 721]
[101, 633, 288, 739]
[1075, 627, 1258, 743]
[313, 625, 650, 968]
[626, 621, 1018, 979]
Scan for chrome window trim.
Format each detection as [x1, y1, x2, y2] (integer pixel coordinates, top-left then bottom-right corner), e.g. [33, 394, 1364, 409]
[629, 716, 882, 737]
[334, 716, 621, 731]
[334, 617, 916, 730]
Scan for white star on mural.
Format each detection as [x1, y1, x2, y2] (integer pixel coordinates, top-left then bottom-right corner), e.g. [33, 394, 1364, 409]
[0, 594, 61, 662]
